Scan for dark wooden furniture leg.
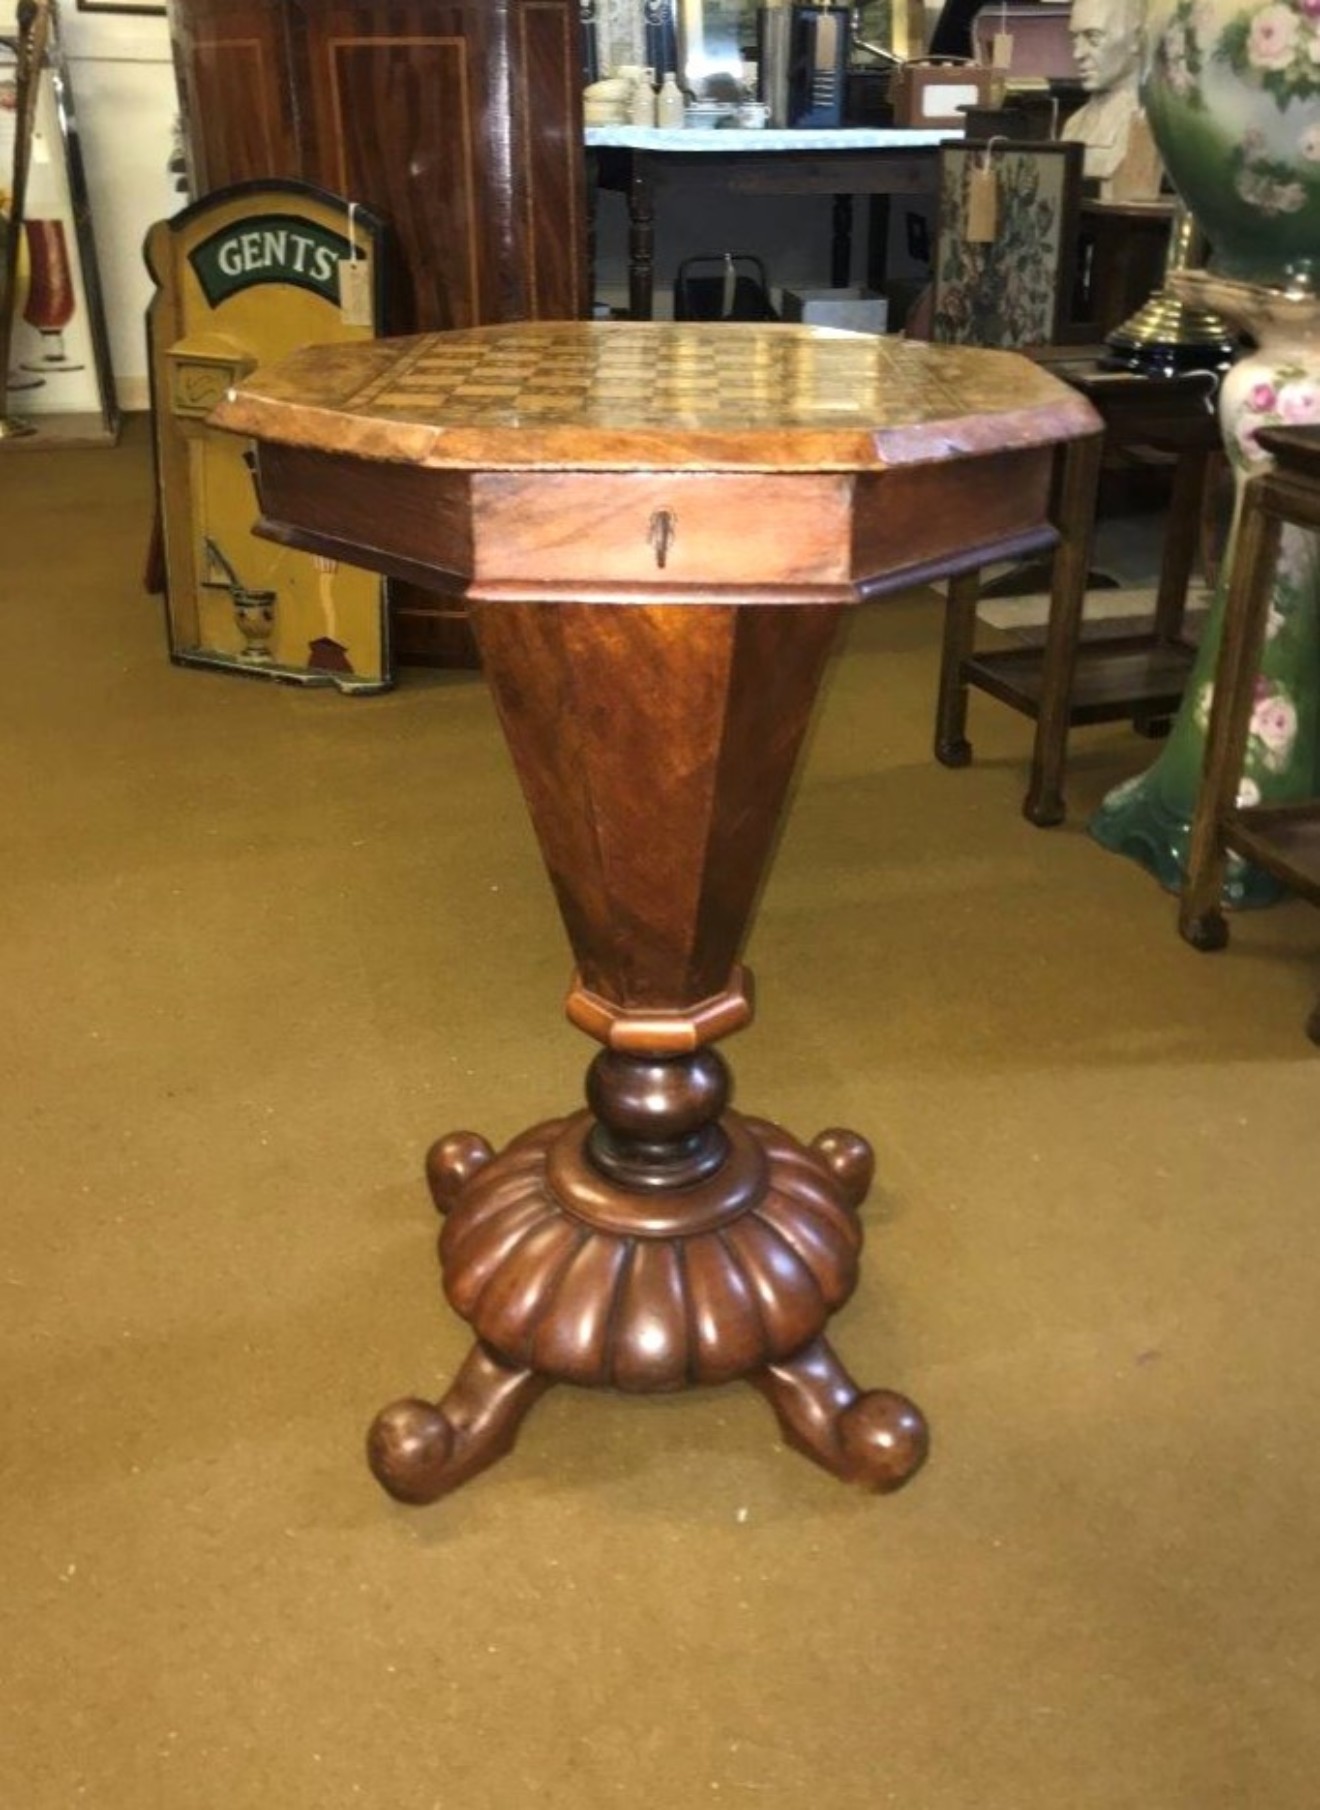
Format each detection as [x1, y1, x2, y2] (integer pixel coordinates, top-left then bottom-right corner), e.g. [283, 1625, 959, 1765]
[1178, 484, 1283, 951]
[1133, 441, 1212, 736]
[934, 568, 981, 767]
[1024, 431, 1106, 826]
[627, 164, 657, 321]
[364, 597, 930, 1502]
[831, 194, 853, 289]
[1153, 442, 1211, 644]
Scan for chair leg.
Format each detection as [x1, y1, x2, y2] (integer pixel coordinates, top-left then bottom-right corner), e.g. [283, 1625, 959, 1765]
[934, 568, 981, 768]
[1153, 442, 1210, 645]
[1024, 431, 1104, 827]
[1179, 486, 1283, 951]
[1133, 442, 1212, 738]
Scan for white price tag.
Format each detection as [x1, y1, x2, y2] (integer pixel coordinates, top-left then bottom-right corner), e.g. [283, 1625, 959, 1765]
[338, 257, 373, 328]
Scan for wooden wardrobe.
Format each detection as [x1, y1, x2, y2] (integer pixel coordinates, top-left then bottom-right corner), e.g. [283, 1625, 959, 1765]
[169, 0, 590, 664]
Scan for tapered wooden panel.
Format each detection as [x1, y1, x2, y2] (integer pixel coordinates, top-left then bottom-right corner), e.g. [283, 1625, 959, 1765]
[471, 599, 845, 1009]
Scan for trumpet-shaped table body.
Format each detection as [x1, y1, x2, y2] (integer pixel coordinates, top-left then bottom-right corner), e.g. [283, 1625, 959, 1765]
[214, 322, 1099, 1502]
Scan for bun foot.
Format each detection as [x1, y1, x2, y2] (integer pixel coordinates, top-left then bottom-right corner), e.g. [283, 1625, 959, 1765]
[367, 1398, 455, 1504]
[750, 1335, 929, 1494]
[837, 1389, 931, 1493]
[809, 1128, 874, 1211]
[425, 1131, 495, 1215]
[366, 1340, 551, 1504]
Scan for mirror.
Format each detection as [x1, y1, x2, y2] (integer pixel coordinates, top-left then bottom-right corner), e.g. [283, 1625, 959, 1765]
[677, 0, 757, 93]
[1, 0, 119, 445]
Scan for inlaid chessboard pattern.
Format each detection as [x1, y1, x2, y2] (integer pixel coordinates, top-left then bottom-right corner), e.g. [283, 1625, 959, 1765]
[215, 322, 1100, 472]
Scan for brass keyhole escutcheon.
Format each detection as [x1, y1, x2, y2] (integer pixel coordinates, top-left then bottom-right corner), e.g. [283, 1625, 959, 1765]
[648, 509, 677, 569]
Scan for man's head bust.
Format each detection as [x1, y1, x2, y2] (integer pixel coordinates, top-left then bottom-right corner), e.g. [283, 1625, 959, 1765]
[1068, 0, 1142, 94]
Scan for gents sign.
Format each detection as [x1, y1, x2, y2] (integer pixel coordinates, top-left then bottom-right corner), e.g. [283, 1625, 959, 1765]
[189, 214, 353, 306]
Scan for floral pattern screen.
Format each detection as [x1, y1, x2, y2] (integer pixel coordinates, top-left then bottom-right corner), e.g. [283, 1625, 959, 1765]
[932, 145, 1080, 350]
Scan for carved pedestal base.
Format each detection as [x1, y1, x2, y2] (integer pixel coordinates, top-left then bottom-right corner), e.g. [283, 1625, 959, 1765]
[367, 1110, 929, 1503]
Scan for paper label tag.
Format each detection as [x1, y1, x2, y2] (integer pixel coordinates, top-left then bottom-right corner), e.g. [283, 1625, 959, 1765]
[966, 163, 998, 242]
[338, 257, 373, 328]
[991, 30, 1014, 69]
[921, 82, 979, 119]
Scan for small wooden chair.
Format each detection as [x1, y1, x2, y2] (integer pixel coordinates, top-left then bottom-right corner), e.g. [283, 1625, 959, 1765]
[1179, 425, 1320, 1044]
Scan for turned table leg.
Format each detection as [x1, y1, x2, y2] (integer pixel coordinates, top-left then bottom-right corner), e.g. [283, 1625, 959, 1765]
[362, 595, 930, 1504]
[366, 1056, 929, 1502]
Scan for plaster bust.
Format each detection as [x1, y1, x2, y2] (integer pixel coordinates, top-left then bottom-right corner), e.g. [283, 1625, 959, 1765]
[1061, 0, 1163, 197]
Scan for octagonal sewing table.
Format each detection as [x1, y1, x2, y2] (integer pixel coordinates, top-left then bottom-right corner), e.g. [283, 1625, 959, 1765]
[213, 322, 1099, 1504]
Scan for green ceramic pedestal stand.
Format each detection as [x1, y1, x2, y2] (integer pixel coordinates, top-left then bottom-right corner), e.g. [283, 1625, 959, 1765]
[1090, 274, 1320, 906]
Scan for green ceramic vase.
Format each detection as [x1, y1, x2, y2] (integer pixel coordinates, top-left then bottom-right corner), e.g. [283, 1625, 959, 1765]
[1089, 0, 1320, 902]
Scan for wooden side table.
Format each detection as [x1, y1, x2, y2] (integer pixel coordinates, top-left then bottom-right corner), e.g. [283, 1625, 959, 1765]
[587, 126, 949, 321]
[1179, 424, 1320, 1043]
[214, 323, 1099, 1503]
[934, 351, 1220, 826]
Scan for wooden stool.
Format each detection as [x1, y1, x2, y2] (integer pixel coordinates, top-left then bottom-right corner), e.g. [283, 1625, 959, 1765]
[1179, 424, 1320, 1044]
[935, 353, 1220, 826]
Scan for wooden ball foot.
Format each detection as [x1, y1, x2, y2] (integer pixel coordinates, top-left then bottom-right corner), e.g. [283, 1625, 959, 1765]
[367, 1340, 551, 1504]
[750, 1335, 930, 1493]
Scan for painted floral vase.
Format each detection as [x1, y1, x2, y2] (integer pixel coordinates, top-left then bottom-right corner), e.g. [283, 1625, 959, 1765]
[1142, 0, 1320, 287]
[1089, 273, 1320, 903]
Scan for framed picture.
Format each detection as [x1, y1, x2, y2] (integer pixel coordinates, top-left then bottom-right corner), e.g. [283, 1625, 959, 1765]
[932, 141, 1085, 350]
[74, 1, 167, 14]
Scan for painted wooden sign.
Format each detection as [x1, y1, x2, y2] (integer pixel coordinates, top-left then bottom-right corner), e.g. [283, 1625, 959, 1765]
[146, 181, 389, 690]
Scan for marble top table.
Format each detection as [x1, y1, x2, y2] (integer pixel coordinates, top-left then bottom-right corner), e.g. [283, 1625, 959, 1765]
[213, 321, 1098, 1505]
[585, 125, 960, 320]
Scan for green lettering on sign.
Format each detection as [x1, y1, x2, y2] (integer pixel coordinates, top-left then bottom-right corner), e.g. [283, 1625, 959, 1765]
[189, 214, 356, 308]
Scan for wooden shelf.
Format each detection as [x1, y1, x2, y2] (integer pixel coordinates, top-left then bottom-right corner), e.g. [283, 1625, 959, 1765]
[965, 633, 1198, 726]
[1224, 804, 1320, 908]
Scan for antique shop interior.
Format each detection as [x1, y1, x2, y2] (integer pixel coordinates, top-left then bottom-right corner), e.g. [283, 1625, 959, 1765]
[3, 1, 1320, 1806]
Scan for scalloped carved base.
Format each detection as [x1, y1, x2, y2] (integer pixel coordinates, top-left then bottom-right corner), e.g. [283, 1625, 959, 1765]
[365, 1111, 930, 1503]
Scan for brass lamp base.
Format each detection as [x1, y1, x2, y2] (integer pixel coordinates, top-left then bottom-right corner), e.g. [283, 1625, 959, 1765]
[1104, 290, 1238, 377]
[1102, 200, 1238, 377]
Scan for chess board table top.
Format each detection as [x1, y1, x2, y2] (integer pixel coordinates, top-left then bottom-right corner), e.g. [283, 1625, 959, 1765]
[213, 321, 1099, 475]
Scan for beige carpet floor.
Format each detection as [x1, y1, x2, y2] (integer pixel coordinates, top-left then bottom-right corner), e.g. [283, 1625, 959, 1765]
[2, 420, 1319, 1810]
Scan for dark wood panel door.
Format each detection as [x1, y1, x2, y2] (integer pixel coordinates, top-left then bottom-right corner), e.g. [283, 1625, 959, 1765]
[171, 0, 301, 193]
[170, 0, 590, 664]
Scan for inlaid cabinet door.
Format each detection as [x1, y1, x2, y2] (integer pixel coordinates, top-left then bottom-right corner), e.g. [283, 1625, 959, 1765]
[172, 0, 588, 333]
[171, 0, 301, 194]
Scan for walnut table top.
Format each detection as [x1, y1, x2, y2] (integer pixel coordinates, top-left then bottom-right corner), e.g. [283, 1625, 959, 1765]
[213, 321, 1101, 604]
[213, 320, 1099, 474]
